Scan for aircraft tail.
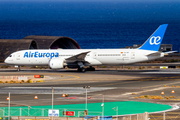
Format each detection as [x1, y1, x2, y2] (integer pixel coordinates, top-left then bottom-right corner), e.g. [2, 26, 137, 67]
[138, 24, 168, 51]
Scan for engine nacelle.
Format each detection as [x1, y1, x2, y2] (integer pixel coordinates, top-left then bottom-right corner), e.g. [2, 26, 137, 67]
[48, 58, 65, 69]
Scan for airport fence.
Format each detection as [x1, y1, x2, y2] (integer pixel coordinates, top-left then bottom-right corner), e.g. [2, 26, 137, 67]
[0, 108, 102, 118]
[0, 108, 179, 120]
[117, 111, 180, 120]
[148, 111, 180, 120]
[111, 113, 147, 120]
[0, 108, 156, 120]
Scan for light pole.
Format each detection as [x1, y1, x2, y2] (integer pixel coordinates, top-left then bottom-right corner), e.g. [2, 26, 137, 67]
[101, 103, 104, 120]
[116, 106, 118, 120]
[6, 92, 10, 120]
[83, 86, 90, 110]
[28, 106, 31, 116]
[52, 87, 54, 120]
[102, 95, 104, 120]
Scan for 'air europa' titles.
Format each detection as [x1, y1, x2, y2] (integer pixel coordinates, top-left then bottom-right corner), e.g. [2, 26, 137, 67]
[24, 52, 59, 58]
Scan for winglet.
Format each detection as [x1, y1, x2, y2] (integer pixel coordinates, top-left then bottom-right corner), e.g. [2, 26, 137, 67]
[138, 24, 168, 51]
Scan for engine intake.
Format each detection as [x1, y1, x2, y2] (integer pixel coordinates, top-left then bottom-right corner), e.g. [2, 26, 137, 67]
[48, 58, 65, 69]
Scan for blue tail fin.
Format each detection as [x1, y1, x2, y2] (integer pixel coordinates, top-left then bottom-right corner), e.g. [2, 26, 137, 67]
[138, 24, 168, 51]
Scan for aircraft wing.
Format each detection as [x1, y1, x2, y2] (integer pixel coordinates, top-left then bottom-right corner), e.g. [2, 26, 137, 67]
[65, 51, 90, 62]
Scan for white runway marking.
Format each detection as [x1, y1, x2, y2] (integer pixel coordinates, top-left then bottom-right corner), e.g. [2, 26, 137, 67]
[141, 72, 180, 74]
[0, 87, 116, 94]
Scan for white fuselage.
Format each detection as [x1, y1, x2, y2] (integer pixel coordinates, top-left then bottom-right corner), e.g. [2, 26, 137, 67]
[4, 24, 168, 70]
[5, 49, 164, 67]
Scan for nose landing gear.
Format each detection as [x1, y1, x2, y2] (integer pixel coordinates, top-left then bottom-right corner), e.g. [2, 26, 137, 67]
[15, 65, 20, 71]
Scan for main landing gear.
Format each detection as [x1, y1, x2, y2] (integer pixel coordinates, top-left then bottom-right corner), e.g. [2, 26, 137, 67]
[86, 66, 95, 71]
[77, 66, 96, 72]
[77, 67, 86, 72]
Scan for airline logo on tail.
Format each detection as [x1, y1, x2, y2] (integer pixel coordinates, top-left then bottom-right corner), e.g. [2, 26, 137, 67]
[139, 24, 168, 51]
[149, 36, 161, 45]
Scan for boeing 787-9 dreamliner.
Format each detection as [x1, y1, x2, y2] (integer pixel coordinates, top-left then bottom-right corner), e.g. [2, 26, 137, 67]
[5, 24, 168, 72]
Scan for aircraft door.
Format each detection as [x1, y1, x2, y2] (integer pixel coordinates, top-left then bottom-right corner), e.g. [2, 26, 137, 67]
[122, 52, 129, 61]
[92, 52, 97, 59]
[131, 52, 135, 60]
[121, 52, 130, 64]
[16, 53, 21, 60]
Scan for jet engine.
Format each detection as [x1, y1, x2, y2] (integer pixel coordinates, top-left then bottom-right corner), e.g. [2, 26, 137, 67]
[48, 58, 65, 69]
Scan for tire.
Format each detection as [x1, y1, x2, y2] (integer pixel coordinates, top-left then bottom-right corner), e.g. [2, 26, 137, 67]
[77, 67, 86, 72]
[81, 68, 86, 72]
[86, 67, 95, 71]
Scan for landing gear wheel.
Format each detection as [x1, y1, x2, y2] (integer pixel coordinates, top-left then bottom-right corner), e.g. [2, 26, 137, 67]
[81, 68, 86, 72]
[77, 68, 80, 72]
[77, 67, 86, 72]
[86, 66, 95, 71]
[17, 66, 20, 71]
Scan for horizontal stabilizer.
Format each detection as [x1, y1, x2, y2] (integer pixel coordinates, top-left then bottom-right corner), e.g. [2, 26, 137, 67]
[163, 51, 177, 56]
[145, 52, 161, 56]
[164, 51, 177, 54]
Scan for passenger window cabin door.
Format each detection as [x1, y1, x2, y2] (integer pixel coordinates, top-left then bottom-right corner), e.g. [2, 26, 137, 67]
[16, 53, 20, 60]
[122, 52, 129, 61]
[92, 52, 97, 59]
[131, 52, 135, 59]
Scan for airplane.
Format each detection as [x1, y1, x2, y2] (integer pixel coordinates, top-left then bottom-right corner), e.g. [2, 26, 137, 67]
[5, 24, 168, 72]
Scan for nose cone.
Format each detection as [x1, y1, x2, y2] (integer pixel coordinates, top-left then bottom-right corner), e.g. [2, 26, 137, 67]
[4, 58, 8, 64]
[4, 57, 12, 64]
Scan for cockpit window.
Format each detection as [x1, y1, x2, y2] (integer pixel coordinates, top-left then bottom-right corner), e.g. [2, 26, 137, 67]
[9, 55, 12, 57]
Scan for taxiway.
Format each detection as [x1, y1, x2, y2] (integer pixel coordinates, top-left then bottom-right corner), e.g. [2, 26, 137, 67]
[0, 69, 180, 107]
